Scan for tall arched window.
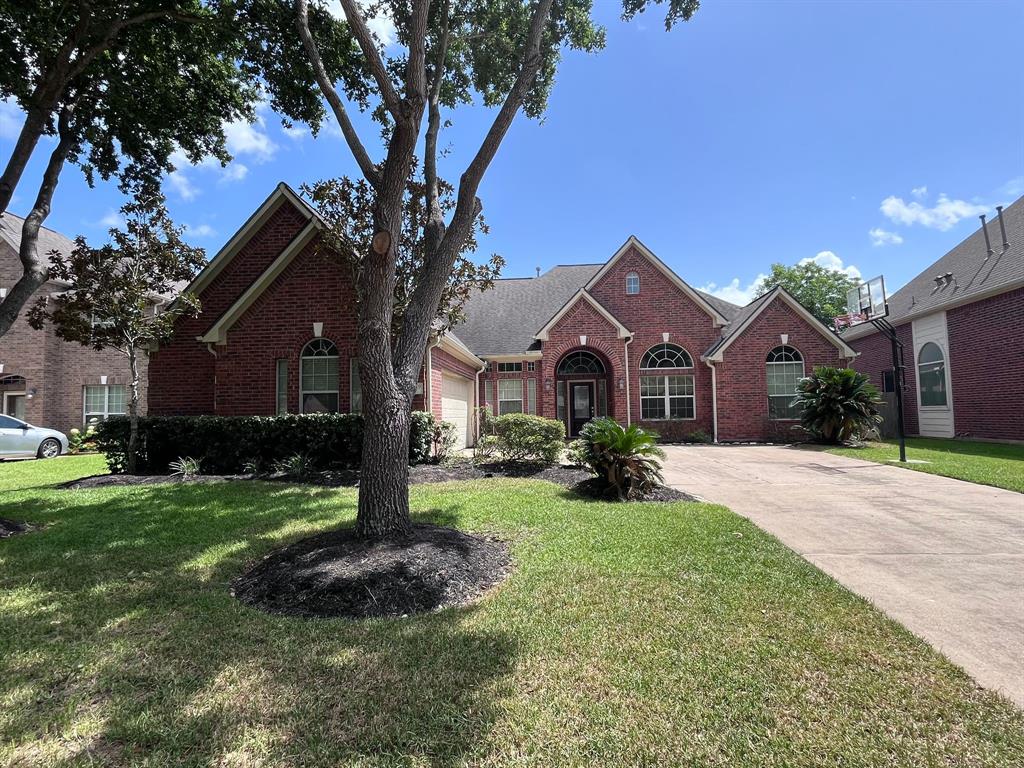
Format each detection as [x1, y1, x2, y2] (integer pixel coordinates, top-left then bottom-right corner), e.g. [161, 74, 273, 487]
[625, 272, 640, 295]
[766, 345, 803, 420]
[917, 342, 947, 407]
[557, 350, 605, 375]
[300, 338, 339, 413]
[640, 343, 693, 369]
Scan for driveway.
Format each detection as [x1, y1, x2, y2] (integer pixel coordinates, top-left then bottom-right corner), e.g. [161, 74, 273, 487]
[661, 444, 1024, 707]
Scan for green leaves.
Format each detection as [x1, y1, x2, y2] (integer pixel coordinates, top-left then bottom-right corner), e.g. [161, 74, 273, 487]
[793, 366, 883, 444]
[578, 417, 666, 500]
[755, 261, 861, 327]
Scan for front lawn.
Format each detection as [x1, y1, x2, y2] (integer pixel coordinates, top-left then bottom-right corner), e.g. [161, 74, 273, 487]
[1, 456, 1021, 766]
[828, 437, 1024, 493]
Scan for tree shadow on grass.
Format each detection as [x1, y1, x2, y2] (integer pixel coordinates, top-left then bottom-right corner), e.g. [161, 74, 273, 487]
[0, 482, 518, 766]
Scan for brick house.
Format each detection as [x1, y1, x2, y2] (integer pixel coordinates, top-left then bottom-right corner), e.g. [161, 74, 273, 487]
[149, 183, 859, 446]
[0, 214, 143, 433]
[846, 196, 1023, 441]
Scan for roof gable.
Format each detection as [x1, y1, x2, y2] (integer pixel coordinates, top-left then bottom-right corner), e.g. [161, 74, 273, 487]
[535, 289, 632, 341]
[585, 236, 730, 326]
[704, 287, 857, 361]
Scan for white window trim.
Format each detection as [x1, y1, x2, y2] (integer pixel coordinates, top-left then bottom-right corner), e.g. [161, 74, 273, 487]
[625, 272, 640, 295]
[275, 359, 289, 415]
[299, 340, 340, 414]
[916, 342, 951, 411]
[497, 378, 524, 415]
[639, 343, 694, 370]
[497, 361, 523, 373]
[83, 384, 127, 424]
[766, 347, 804, 421]
[639, 374, 696, 421]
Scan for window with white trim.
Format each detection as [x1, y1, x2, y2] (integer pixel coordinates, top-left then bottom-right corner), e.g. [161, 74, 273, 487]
[766, 345, 803, 420]
[526, 361, 536, 372]
[350, 358, 362, 413]
[300, 338, 339, 413]
[640, 375, 694, 419]
[527, 378, 537, 414]
[917, 342, 947, 407]
[497, 361, 523, 372]
[640, 343, 693, 369]
[83, 385, 126, 424]
[625, 272, 640, 295]
[498, 378, 523, 415]
[557, 350, 605, 375]
[275, 359, 288, 414]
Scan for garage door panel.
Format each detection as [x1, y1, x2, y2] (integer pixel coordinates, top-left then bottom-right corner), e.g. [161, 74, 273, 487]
[441, 374, 471, 448]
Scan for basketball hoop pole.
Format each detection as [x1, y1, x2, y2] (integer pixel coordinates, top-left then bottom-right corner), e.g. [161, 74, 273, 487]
[870, 316, 907, 463]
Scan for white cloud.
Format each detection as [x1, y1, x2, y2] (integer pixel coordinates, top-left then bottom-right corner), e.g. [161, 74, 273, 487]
[911, 185, 928, 199]
[185, 223, 216, 238]
[999, 176, 1024, 199]
[282, 124, 306, 141]
[880, 192, 988, 231]
[0, 97, 22, 139]
[220, 163, 249, 182]
[868, 227, 904, 247]
[326, 1, 396, 46]
[698, 274, 767, 306]
[99, 210, 125, 229]
[168, 169, 199, 201]
[224, 115, 277, 163]
[799, 251, 862, 280]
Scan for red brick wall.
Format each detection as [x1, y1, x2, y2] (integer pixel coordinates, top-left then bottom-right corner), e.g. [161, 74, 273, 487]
[716, 297, 850, 441]
[1, 242, 148, 434]
[947, 287, 1024, 441]
[148, 201, 308, 414]
[589, 245, 721, 438]
[849, 322, 919, 436]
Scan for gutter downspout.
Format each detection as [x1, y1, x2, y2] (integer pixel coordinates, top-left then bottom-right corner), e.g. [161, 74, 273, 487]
[705, 359, 719, 443]
[623, 335, 633, 426]
[425, 341, 436, 415]
[206, 343, 219, 414]
[474, 360, 487, 445]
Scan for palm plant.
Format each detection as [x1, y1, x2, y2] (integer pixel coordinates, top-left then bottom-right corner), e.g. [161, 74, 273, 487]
[579, 418, 666, 500]
[794, 366, 883, 444]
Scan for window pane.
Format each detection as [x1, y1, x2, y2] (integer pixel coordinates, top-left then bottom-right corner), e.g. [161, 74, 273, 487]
[641, 397, 666, 420]
[107, 386, 126, 414]
[276, 359, 288, 414]
[84, 386, 105, 413]
[768, 395, 800, 420]
[527, 378, 537, 415]
[667, 375, 694, 396]
[556, 380, 566, 421]
[484, 380, 493, 410]
[498, 379, 522, 400]
[596, 379, 607, 417]
[639, 376, 665, 398]
[499, 400, 523, 415]
[302, 392, 339, 413]
[918, 361, 947, 406]
[669, 396, 694, 419]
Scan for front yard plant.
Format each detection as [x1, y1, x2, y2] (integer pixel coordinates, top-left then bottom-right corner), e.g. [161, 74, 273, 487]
[489, 413, 565, 465]
[1, 456, 1021, 765]
[794, 366, 882, 444]
[578, 417, 666, 500]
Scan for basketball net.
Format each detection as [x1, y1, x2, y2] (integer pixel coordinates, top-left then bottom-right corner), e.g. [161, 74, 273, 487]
[833, 312, 867, 331]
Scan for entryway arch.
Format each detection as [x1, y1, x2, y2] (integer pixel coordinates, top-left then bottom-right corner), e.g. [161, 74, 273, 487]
[555, 349, 612, 437]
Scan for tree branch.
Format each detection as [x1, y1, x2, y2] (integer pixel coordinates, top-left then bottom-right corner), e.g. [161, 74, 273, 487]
[338, 0, 403, 119]
[0, 104, 76, 337]
[295, 0, 380, 186]
[423, 0, 451, 233]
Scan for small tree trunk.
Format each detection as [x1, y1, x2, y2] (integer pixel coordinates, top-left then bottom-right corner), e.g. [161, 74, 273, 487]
[127, 347, 140, 475]
[0, 107, 47, 215]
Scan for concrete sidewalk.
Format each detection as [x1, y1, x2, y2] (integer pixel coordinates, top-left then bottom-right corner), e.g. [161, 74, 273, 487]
[660, 444, 1024, 707]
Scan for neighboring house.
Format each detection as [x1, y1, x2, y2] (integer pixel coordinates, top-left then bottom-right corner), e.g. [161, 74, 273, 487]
[149, 183, 858, 446]
[0, 214, 143, 434]
[846, 196, 1023, 441]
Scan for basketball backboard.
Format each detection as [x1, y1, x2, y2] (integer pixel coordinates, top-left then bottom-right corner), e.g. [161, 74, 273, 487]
[834, 275, 887, 330]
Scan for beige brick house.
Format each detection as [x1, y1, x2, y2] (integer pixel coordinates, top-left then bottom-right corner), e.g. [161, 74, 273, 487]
[0, 214, 145, 434]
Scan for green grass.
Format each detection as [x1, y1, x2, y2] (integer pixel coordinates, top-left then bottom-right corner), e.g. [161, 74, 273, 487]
[1, 456, 1022, 767]
[827, 437, 1024, 493]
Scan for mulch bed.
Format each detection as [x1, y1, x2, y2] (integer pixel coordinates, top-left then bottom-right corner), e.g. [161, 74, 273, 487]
[63, 474, 251, 490]
[1, 518, 38, 538]
[232, 523, 511, 619]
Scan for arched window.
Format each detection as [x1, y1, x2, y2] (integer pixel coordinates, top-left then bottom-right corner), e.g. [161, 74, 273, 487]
[640, 343, 693, 369]
[917, 342, 947, 407]
[557, 350, 605, 375]
[300, 338, 339, 413]
[766, 345, 804, 420]
[625, 272, 640, 295]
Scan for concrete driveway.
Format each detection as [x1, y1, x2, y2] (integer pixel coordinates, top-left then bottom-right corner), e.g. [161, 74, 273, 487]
[661, 444, 1024, 706]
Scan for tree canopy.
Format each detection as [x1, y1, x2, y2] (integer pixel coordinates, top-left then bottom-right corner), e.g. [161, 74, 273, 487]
[754, 261, 861, 327]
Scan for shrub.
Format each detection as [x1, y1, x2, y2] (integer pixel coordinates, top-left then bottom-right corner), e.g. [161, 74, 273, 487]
[794, 366, 883, 444]
[96, 412, 438, 474]
[431, 420, 459, 463]
[565, 439, 588, 467]
[578, 417, 665, 500]
[491, 413, 565, 465]
[169, 456, 201, 479]
[472, 434, 500, 463]
[686, 429, 711, 444]
[273, 453, 314, 477]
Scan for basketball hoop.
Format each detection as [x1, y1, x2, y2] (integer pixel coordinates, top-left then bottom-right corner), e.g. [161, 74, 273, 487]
[833, 312, 868, 331]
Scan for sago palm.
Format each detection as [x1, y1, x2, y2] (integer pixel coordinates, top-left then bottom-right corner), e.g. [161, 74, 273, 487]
[793, 366, 883, 444]
[579, 418, 666, 500]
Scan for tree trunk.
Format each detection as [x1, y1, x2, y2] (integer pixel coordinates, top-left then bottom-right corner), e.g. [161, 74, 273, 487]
[0, 106, 47, 215]
[357, 395, 412, 537]
[127, 347, 140, 475]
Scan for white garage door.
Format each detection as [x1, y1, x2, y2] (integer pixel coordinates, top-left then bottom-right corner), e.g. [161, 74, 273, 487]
[441, 374, 472, 449]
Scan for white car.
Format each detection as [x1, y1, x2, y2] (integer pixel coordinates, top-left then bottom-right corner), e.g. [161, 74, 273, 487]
[0, 414, 69, 459]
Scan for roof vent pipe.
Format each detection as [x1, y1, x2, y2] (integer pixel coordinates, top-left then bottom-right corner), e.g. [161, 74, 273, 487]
[535, 267, 541, 278]
[995, 205, 1010, 250]
[979, 214, 994, 256]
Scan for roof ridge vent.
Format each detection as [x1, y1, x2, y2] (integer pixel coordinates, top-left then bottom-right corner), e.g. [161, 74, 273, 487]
[979, 213, 994, 257]
[995, 205, 1010, 251]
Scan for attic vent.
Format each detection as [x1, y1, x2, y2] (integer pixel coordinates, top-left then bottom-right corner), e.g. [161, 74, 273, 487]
[996, 206, 1010, 250]
[979, 214, 994, 257]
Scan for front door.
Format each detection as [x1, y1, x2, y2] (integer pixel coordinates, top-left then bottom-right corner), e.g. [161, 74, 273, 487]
[3, 393, 26, 421]
[569, 382, 595, 437]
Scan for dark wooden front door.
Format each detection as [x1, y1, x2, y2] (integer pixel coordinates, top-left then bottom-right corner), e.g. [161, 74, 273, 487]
[569, 382, 595, 436]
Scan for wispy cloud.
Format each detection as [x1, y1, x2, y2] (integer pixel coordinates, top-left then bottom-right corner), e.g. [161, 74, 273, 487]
[999, 176, 1024, 200]
[167, 167, 200, 201]
[868, 227, 903, 247]
[698, 274, 768, 306]
[911, 185, 928, 199]
[224, 113, 277, 163]
[0, 97, 22, 139]
[98, 209, 125, 229]
[185, 223, 216, 238]
[326, 2, 396, 46]
[800, 251, 862, 279]
[880, 191, 988, 231]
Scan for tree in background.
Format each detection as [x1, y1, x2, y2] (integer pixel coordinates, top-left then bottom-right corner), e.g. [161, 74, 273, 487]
[0, 0, 259, 337]
[248, 0, 700, 537]
[28, 196, 205, 474]
[754, 261, 861, 327]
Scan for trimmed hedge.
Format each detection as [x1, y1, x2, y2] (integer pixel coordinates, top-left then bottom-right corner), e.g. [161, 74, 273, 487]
[490, 413, 565, 465]
[96, 412, 438, 474]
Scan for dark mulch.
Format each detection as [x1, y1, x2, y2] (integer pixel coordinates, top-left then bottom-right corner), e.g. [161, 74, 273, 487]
[0, 517, 36, 538]
[570, 477, 695, 503]
[232, 523, 511, 620]
[63, 474, 252, 489]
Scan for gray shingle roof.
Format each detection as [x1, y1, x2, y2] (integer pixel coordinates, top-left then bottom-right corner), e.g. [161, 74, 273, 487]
[702, 290, 775, 357]
[0, 213, 77, 286]
[845, 195, 1024, 339]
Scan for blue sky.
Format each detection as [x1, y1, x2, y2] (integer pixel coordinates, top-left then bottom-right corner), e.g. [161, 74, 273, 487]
[2, 0, 1022, 306]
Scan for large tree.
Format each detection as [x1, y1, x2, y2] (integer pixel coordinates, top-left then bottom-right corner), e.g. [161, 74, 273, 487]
[754, 261, 861, 327]
[28, 196, 206, 474]
[0, 0, 259, 337]
[252, 0, 699, 537]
